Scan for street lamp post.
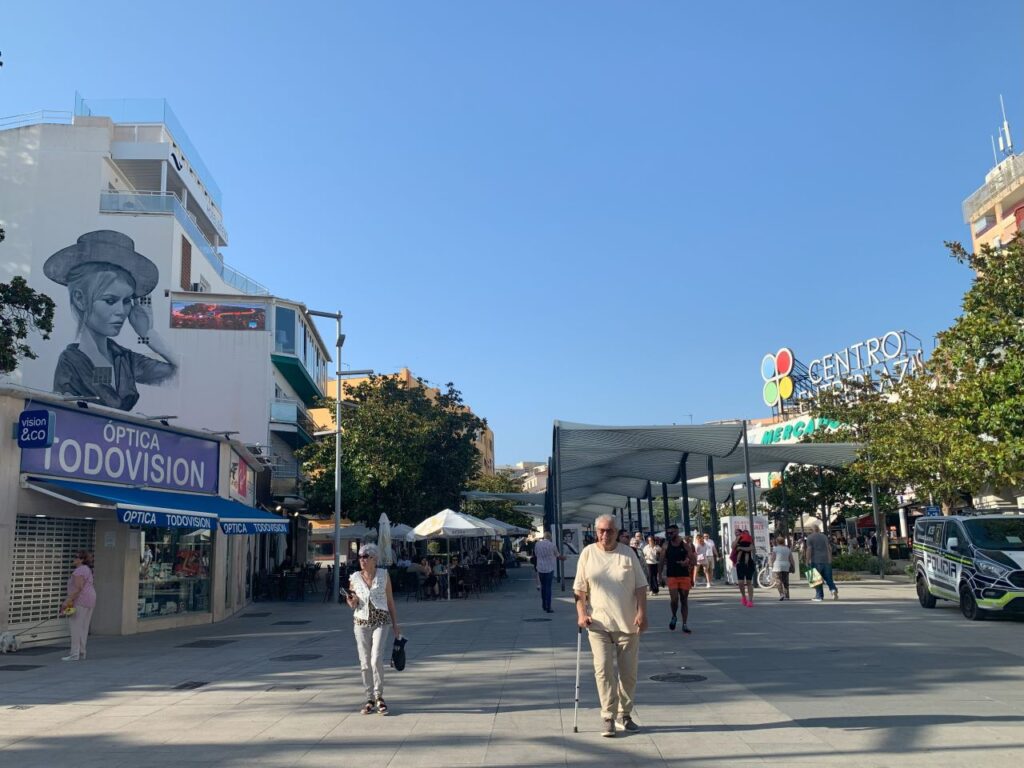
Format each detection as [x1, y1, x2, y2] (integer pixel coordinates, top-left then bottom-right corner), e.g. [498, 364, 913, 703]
[307, 309, 374, 605]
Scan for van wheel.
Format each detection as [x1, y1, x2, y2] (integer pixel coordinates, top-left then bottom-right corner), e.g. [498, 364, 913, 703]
[959, 584, 985, 621]
[916, 575, 936, 608]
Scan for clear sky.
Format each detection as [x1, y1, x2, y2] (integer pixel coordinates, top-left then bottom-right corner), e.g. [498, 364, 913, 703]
[3, 2, 1022, 465]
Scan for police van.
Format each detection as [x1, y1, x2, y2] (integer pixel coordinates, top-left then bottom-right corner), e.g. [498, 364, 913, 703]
[913, 513, 1024, 620]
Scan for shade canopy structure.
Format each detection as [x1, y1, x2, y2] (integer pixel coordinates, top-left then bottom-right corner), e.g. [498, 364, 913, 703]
[337, 523, 376, 540]
[552, 421, 861, 524]
[389, 522, 415, 541]
[483, 517, 531, 536]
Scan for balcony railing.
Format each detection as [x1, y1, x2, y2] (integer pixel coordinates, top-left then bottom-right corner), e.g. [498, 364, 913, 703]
[270, 399, 315, 437]
[100, 191, 269, 296]
[963, 154, 1024, 223]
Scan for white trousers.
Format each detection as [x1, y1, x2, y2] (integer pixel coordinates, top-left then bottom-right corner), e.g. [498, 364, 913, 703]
[69, 605, 94, 658]
[353, 622, 389, 701]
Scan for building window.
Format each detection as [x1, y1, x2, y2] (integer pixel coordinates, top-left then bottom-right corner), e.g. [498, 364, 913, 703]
[138, 528, 211, 619]
[275, 307, 296, 354]
[180, 236, 192, 291]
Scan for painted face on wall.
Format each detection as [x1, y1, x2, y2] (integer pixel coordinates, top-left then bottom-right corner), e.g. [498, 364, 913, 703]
[79, 276, 133, 337]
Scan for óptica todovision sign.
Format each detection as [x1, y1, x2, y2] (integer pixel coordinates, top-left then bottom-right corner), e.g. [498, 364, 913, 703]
[760, 330, 925, 409]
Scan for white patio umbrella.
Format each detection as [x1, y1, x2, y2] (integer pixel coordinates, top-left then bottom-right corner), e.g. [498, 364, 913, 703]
[377, 513, 393, 566]
[390, 523, 414, 541]
[407, 509, 494, 599]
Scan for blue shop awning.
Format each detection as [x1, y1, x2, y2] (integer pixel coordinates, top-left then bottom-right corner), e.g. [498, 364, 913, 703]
[24, 477, 288, 534]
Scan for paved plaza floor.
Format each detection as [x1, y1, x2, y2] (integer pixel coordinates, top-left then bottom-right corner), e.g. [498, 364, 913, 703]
[1, 568, 1023, 767]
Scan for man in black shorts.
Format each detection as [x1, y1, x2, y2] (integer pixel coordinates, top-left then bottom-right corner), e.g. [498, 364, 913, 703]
[660, 525, 695, 634]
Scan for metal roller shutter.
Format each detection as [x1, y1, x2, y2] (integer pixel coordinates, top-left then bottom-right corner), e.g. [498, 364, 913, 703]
[8, 516, 96, 644]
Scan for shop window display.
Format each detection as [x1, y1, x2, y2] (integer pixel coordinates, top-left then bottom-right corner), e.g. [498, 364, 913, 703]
[138, 528, 211, 619]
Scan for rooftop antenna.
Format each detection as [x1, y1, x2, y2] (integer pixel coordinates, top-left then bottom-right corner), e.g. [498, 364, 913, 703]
[991, 135, 1000, 166]
[999, 94, 1014, 155]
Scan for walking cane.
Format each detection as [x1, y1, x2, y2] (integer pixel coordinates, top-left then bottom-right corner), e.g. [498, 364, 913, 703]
[572, 626, 583, 733]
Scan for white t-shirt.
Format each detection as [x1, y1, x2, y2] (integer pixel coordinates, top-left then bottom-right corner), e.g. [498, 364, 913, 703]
[771, 545, 793, 573]
[696, 540, 716, 563]
[573, 543, 649, 634]
[641, 543, 661, 565]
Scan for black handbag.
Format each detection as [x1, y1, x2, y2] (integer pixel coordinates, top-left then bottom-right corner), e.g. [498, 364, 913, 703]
[391, 635, 407, 671]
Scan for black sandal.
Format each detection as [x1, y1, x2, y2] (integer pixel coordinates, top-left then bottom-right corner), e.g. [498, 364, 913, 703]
[361, 700, 375, 715]
[376, 698, 389, 715]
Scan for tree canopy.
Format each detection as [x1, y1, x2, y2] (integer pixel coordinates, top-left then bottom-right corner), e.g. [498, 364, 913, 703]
[1, 276, 55, 375]
[814, 235, 1024, 513]
[297, 375, 486, 525]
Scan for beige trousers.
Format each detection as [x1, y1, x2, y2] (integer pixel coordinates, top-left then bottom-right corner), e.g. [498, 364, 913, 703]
[69, 605, 94, 658]
[587, 628, 639, 720]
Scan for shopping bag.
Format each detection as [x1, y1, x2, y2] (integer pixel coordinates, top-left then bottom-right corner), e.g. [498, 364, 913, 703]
[805, 568, 823, 588]
[391, 635, 407, 671]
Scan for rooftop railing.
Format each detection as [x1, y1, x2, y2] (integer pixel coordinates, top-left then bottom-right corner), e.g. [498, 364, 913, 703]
[0, 110, 72, 130]
[77, 96, 223, 207]
[100, 191, 268, 296]
[963, 154, 1024, 223]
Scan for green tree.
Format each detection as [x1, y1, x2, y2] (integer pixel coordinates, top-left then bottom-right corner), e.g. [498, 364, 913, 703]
[1, 276, 56, 374]
[297, 375, 485, 524]
[460, 469, 534, 530]
[814, 235, 1024, 514]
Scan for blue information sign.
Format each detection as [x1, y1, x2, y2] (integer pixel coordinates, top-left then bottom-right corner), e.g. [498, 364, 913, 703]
[17, 409, 56, 449]
[924, 506, 941, 516]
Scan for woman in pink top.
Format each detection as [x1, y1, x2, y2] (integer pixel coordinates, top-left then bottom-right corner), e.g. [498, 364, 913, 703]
[62, 550, 96, 661]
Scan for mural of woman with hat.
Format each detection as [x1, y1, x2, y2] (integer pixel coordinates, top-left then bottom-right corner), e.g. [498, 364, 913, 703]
[44, 230, 178, 411]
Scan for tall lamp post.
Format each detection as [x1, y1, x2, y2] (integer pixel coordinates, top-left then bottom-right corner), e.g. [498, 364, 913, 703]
[307, 308, 373, 605]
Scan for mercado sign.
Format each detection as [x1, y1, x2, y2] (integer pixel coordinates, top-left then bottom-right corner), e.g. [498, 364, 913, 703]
[20, 404, 219, 493]
[750, 416, 842, 445]
[761, 330, 925, 408]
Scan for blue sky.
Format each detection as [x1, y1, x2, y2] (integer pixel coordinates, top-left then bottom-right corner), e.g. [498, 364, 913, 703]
[3, 2, 1022, 464]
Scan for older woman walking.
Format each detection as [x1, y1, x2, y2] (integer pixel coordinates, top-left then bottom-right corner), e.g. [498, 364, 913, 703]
[346, 544, 401, 715]
[62, 550, 96, 661]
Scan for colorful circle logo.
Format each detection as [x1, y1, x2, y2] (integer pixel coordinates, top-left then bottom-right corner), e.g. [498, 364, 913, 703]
[761, 347, 794, 407]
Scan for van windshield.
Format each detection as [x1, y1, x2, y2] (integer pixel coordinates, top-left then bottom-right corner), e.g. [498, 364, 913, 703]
[964, 518, 1024, 551]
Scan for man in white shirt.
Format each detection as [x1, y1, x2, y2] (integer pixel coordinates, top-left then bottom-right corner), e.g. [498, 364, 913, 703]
[574, 514, 649, 738]
[533, 531, 565, 613]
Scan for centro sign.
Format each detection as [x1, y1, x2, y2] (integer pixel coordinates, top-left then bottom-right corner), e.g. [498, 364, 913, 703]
[760, 330, 924, 409]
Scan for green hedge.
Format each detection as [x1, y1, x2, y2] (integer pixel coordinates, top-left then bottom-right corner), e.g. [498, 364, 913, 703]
[832, 552, 902, 574]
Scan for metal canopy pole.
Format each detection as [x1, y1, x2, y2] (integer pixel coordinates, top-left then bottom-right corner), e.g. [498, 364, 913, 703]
[679, 454, 691, 535]
[741, 419, 758, 543]
[646, 485, 655, 536]
[553, 428, 565, 592]
[706, 456, 720, 551]
[661, 482, 670, 533]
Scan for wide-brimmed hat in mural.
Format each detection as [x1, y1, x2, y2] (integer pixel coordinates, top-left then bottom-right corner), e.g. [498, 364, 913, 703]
[43, 230, 159, 297]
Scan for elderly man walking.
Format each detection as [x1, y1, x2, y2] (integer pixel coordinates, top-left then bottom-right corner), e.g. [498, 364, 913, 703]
[805, 523, 839, 602]
[574, 514, 649, 738]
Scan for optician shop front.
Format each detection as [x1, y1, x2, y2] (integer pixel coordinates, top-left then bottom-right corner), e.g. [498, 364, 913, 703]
[0, 389, 288, 643]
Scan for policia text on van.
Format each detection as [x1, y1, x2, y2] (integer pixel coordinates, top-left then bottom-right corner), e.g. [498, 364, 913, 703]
[914, 514, 1024, 621]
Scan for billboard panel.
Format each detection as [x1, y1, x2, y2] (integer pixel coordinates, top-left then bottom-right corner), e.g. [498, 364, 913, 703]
[170, 301, 266, 331]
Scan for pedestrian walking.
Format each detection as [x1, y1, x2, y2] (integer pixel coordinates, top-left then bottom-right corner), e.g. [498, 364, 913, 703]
[769, 535, 794, 600]
[573, 514, 648, 738]
[662, 525, 695, 634]
[534, 531, 565, 613]
[805, 524, 839, 601]
[346, 544, 401, 715]
[641, 535, 662, 596]
[61, 550, 96, 661]
[695, 533, 717, 588]
[731, 529, 756, 607]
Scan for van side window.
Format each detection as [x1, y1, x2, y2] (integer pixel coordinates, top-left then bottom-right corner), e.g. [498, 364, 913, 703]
[918, 521, 942, 545]
[943, 522, 963, 551]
